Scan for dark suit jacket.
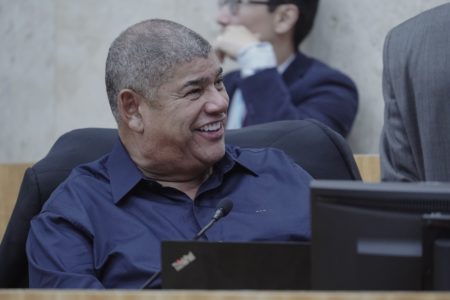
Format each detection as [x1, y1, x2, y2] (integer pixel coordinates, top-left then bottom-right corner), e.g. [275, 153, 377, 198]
[224, 51, 358, 137]
[380, 3, 450, 181]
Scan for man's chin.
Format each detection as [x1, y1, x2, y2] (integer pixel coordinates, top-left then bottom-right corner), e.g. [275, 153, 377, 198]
[203, 144, 226, 165]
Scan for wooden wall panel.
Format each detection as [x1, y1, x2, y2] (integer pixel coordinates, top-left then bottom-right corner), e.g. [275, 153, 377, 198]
[0, 163, 33, 240]
[354, 154, 380, 182]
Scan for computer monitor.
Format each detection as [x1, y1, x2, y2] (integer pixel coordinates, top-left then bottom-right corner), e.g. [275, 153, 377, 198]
[310, 180, 450, 291]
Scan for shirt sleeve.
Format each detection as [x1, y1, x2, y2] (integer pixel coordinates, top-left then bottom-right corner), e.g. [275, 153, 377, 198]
[26, 211, 104, 288]
[237, 42, 277, 78]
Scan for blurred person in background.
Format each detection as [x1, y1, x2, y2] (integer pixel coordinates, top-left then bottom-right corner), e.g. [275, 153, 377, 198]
[214, 0, 358, 137]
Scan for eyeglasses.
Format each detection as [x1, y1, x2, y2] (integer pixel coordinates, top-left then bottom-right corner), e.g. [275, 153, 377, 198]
[218, 0, 271, 15]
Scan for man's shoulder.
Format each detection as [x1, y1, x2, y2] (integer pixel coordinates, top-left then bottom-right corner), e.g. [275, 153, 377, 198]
[387, 3, 450, 52]
[226, 144, 302, 170]
[228, 143, 288, 157]
[226, 144, 312, 183]
[393, 3, 450, 35]
[43, 155, 111, 210]
[296, 53, 354, 85]
[68, 156, 110, 185]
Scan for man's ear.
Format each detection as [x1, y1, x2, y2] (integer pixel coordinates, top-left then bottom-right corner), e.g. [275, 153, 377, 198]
[273, 4, 299, 34]
[117, 89, 144, 133]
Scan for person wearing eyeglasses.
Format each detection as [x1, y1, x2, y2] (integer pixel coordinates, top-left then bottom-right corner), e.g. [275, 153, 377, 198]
[215, 0, 358, 137]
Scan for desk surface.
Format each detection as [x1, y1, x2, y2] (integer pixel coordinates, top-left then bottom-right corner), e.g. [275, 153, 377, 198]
[0, 290, 449, 300]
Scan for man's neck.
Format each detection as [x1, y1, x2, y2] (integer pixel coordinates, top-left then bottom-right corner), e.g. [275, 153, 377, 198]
[147, 168, 213, 201]
[120, 130, 213, 200]
[272, 39, 296, 66]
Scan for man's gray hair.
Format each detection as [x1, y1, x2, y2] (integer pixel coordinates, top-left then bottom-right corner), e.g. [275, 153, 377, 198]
[105, 19, 212, 122]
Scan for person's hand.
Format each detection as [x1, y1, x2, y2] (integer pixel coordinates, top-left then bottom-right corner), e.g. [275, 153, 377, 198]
[214, 25, 260, 63]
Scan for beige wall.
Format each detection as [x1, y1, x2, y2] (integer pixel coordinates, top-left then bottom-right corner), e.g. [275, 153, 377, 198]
[1, 0, 448, 162]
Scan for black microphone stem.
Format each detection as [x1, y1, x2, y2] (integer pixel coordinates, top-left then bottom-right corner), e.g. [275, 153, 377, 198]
[140, 270, 161, 289]
[193, 219, 216, 240]
[141, 199, 233, 289]
[140, 217, 217, 289]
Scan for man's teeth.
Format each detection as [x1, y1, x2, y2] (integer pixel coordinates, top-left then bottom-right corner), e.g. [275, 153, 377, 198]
[199, 122, 221, 132]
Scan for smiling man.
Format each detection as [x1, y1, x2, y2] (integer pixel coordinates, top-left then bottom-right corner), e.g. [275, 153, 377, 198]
[26, 19, 312, 289]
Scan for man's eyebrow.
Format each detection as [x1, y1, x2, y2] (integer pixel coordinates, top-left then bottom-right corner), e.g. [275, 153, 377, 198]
[181, 67, 224, 89]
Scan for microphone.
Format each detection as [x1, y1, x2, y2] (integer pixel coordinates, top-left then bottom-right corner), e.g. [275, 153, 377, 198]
[194, 198, 233, 240]
[140, 198, 233, 289]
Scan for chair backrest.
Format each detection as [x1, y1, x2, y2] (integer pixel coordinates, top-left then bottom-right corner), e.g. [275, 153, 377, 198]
[0, 119, 360, 288]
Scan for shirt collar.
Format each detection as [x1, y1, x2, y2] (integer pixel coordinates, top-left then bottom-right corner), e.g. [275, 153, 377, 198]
[106, 138, 144, 204]
[277, 54, 296, 74]
[222, 144, 259, 177]
[105, 141, 259, 204]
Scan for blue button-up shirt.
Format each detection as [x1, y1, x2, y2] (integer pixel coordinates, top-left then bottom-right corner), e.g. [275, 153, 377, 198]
[26, 140, 312, 289]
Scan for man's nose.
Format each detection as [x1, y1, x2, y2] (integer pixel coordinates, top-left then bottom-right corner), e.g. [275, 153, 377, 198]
[206, 89, 229, 114]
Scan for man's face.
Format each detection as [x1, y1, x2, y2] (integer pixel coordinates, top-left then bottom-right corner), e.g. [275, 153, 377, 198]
[139, 53, 229, 172]
[216, 0, 277, 43]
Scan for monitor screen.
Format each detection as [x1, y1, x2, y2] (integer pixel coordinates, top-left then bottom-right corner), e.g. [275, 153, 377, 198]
[310, 180, 450, 291]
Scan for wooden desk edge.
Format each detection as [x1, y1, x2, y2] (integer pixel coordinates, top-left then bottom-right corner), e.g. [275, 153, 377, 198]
[0, 290, 449, 300]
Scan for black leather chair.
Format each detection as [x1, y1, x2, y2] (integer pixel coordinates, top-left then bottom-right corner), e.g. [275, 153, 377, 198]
[0, 119, 360, 288]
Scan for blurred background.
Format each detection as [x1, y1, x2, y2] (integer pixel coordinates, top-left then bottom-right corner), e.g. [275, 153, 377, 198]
[1, 0, 448, 163]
